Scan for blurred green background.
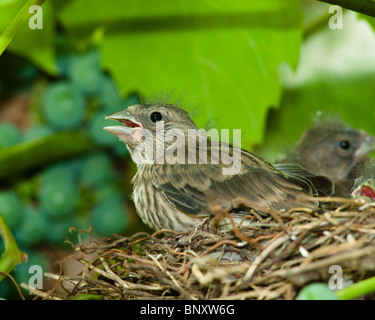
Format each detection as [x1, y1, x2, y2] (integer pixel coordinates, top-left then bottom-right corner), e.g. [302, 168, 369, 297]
[0, 0, 374, 298]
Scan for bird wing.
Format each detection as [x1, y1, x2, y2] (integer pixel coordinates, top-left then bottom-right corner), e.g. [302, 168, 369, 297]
[148, 144, 318, 216]
[274, 163, 335, 197]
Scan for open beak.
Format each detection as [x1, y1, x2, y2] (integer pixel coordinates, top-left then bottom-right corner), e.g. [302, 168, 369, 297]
[103, 110, 142, 137]
[354, 132, 375, 162]
[351, 178, 375, 201]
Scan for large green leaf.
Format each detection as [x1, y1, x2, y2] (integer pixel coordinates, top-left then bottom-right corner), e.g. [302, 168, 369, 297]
[257, 78, 375, 162]
[256, 11, 375, 162]
[58, 0, 302, 146]
[0, 0, 57, 74]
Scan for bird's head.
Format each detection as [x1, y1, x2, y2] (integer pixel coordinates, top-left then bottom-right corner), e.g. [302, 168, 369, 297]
[104, 103, 198, 164]
[295, 122, 375, 181]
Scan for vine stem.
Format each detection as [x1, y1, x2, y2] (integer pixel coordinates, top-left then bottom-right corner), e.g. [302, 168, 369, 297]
[317, 0, 375, 18]
[0, 0, 46, 56]
[0, 131, 97, 181]
[0, 213, 26, 282]
[336, 276, 375, 300]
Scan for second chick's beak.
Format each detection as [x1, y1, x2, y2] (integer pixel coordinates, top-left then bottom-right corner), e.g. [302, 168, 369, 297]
[354, 131, 375, 162]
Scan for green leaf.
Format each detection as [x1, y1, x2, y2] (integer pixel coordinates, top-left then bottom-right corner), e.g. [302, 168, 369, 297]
[358, 12, 375, 31]
[296, 283, 338, 300]
[58, 0, 302, 145]
[257, 78, 375, 162]
[0, 0, 57, 74]
[256, 12, 375, 162]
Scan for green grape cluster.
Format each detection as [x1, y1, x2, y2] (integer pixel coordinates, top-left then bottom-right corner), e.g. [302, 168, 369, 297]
[0, 49, 140, 298]
[0, 153, 130, 259]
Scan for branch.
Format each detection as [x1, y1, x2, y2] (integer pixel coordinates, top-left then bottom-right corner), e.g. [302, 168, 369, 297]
[0, 131, 97, 182]
[317, 0, 375, 18]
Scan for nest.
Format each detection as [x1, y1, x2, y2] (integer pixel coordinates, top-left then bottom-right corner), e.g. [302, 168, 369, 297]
[27, 197, 375, 300]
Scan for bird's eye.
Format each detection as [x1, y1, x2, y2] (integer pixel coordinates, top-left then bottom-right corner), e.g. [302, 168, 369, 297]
[150, 111, 162, 122]
[340, 140, 351, 150]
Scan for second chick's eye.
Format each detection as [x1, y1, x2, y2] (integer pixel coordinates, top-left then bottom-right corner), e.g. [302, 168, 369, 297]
[150, 111, 162, 122]
[340, 140, 351, 150]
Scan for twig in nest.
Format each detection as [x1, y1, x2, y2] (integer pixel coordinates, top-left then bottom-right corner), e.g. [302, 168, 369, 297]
[20, 283, 62, 300]
[147, 254, 187, 297]
[211, 205, 264, 249]
[239, 233, 290, 286]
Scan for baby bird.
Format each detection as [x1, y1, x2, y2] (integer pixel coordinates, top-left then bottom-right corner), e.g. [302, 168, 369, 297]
[104, 104, 334, 232]
[281, 121, 375, 197]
